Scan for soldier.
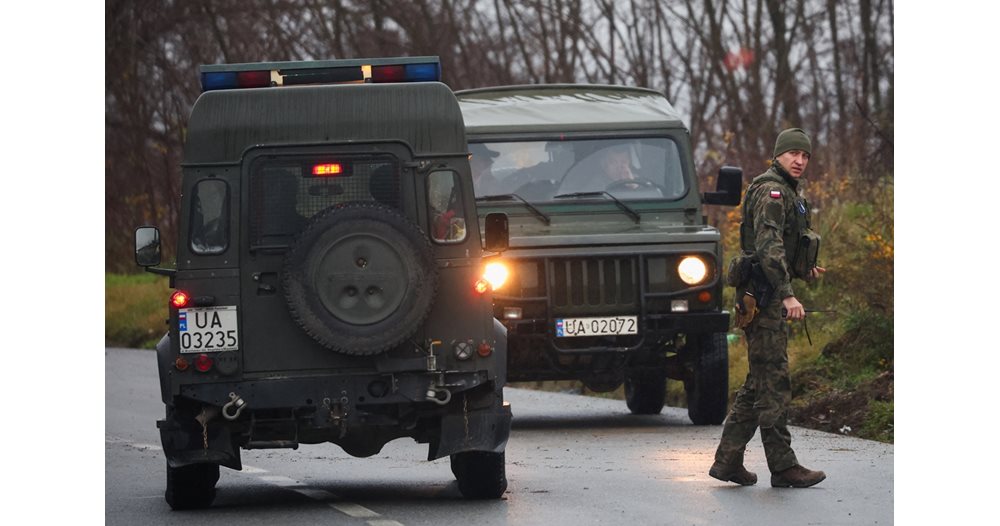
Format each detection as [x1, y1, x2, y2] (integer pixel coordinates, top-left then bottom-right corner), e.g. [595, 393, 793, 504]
[709, 128, 827, 488]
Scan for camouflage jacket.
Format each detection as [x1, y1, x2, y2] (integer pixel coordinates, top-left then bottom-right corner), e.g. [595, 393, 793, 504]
[739, 164, 812, 300]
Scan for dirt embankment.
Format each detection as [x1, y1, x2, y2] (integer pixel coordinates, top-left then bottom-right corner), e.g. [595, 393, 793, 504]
[789, 369, 893, 442]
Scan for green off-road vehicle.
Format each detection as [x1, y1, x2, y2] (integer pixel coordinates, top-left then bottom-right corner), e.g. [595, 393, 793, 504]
[456, 85, 741, 424]
[134, 57, 512, 509]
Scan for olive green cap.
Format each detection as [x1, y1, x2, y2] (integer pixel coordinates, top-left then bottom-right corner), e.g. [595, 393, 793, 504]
[773, 128, 812, 158]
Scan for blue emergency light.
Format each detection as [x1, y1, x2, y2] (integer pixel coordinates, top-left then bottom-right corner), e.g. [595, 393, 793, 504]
[199, 56, 441, 92]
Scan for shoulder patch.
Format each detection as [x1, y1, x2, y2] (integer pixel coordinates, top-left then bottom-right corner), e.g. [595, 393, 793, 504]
[769, 190, 782, 199]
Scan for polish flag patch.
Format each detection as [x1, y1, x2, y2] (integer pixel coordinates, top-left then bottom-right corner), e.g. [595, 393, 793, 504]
[769, 190, 782, 199]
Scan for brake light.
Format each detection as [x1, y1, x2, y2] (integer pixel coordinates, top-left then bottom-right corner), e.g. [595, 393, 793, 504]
[170, 291, 190, 309]
[312, 163, 344, 176]
[194, 354, 213, 373]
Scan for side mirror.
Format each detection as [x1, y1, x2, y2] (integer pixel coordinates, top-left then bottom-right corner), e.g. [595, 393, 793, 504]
[135, 226, 161, 267]
[703, 166, 743, 206]
[483, 213, 509, 252]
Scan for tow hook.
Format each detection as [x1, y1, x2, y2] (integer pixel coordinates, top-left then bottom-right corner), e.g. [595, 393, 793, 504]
[222, 392, 247, 420]
[426, 387, 452, 405]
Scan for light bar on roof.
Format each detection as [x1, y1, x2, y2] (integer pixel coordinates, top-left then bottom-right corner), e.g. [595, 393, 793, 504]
[199, 56, 441, 92]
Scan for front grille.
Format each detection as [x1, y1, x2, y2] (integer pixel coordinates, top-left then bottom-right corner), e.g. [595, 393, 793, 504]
[549, 257, 637, 315]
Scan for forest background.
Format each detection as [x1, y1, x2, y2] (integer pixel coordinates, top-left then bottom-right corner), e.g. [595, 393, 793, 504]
[105, 0, 894, 441]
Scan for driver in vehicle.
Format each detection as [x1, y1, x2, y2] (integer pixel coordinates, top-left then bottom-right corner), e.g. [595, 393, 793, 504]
[560, 143, 644, 194]
[599, 145, 638, 189]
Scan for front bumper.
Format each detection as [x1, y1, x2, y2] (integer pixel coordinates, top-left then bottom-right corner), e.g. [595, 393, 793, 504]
[504, 311, 730, 354]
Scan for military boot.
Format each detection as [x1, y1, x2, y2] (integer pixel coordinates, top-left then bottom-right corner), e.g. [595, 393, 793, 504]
[709, 462, 758, 486]
[770, 464, 826, 488]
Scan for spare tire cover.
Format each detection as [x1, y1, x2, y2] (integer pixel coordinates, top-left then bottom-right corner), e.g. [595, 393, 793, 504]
[283, 202, 438, 355]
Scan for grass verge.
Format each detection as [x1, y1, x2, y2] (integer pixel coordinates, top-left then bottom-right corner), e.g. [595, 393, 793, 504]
[105, 272, 170, 349]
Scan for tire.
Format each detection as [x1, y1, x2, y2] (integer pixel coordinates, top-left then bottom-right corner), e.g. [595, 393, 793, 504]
[450, 451, 508, 499]
[165, 462, 219, 510]
[685, 333, 729, 425]
[624, 370, 666, 415]
[283, 202, 438, 355]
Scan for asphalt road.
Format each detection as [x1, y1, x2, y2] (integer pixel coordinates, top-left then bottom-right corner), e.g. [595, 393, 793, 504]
[106, 348, 893, 525]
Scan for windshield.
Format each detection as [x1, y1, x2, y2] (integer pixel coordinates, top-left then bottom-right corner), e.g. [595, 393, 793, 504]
[470, 137, 685, 202]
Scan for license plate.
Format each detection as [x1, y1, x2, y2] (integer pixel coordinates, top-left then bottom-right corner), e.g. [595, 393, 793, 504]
[178, 306, 239, 353]
[555, 316, 638, 337]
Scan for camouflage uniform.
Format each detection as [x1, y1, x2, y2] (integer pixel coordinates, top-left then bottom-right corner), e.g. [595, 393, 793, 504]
[714, 161, 811, 474]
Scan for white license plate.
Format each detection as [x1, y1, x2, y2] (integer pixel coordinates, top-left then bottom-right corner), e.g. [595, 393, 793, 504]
[555, 316, 638, 337]
[178, 306, 239, 353]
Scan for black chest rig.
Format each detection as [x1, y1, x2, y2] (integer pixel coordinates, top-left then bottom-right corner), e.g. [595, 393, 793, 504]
[738, 168, 820, 279]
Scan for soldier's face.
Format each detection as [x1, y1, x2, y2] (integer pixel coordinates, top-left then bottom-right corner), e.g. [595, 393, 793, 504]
[776, 150, 810, 179]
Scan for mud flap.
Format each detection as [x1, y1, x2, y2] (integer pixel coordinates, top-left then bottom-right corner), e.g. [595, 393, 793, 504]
[158, 416, 242, 471]
[427, 401, 512, 461]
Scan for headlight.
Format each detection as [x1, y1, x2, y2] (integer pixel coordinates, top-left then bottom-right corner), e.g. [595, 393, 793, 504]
[677, 256, 708, 285]
[483, 261, 510, 290]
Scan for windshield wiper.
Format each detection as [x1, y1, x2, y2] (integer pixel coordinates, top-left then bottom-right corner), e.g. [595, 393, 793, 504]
[475, 193, 551, 225]
[552, 191, 641, 224]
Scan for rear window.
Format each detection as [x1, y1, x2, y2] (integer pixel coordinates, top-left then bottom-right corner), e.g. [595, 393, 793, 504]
[249, 155, 400, 250]
[189, 179, 229, 255]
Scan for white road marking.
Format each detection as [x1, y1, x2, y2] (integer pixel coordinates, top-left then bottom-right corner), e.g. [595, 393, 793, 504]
[330, 502, 380, 518]
[258, 475, 304, 487]
[111, 435, 405, 525]
[293, 488, 337, 500]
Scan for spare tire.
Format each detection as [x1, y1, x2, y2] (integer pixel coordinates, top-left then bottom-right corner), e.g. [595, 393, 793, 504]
[283, 202, 438, 355]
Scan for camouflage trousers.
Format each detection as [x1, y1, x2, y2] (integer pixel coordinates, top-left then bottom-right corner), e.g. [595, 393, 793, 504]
[713, 301, 799, 473]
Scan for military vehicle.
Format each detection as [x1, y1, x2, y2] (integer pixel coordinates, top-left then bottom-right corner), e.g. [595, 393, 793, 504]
[134, 57, 512, 509]
[456, 85, 741, 424]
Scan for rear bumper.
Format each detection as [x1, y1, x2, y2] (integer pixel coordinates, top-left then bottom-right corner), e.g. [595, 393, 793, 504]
[159, 369, 511, 466]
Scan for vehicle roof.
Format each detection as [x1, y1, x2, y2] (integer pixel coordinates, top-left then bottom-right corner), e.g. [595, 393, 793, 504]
[183, 82, 466, 164]
[456, 84, 686, 135]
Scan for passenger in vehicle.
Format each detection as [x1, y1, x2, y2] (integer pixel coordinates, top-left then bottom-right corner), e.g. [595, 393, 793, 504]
[469, 143, 501, 197]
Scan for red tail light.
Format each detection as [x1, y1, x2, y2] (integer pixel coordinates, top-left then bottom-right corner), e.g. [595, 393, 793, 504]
[194, 354, 213, 373]
[170, 291, 190, 308]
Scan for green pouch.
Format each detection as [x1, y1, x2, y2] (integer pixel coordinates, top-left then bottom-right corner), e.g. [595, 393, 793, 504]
[726, 252, 754, 288]
[791, 229, 821, 279]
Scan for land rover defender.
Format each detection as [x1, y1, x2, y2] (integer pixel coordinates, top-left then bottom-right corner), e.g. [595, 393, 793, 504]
[134, 57, 512, 509]
[456, 85, 741, 424]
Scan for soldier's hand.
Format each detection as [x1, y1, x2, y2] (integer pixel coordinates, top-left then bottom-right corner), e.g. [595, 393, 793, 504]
[781, 296, 805, 320]
[808, 266, 826, 280]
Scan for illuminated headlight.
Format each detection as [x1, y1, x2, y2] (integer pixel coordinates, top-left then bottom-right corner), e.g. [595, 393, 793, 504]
[671, 300, 689, 312]
[483, 261, 510, 290]
[677, 256, 708, 285]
